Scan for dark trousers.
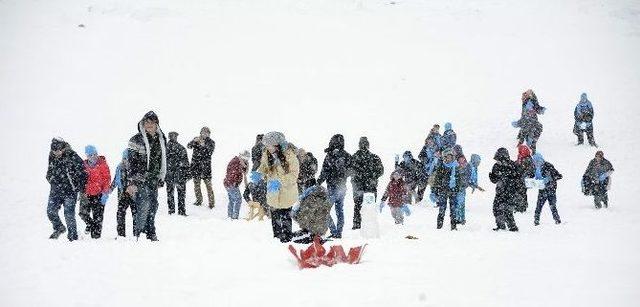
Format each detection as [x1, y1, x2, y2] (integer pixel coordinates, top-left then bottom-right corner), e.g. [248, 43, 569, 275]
[437, 192, 457, 230]
[270, 208, 292, 243]
[575, 125, 595, 145]
[416, 179, 428, 203]
[117, 191, 136, 237]
[297, 179, 316, 194]
[352, 189, 376, 229]
[47, 189, 78, 240]
[134, 183, 159, 239]
[593, 183, 609, 209]
[167, 182, 186, 214]
[81, 195, 105, 238]
[493, 201, 517, 230]
[535, 189, 561, 223]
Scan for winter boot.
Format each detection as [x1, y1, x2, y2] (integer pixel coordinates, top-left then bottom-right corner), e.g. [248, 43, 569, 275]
[49, 226, 67, 239]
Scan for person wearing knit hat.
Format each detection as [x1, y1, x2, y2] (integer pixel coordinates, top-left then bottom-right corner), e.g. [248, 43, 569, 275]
[432, 146, 462, 230]
[188, 126, 216, 208]
[224, 151, 250, 219]
[528, 152, 563, 226]
[79, 144, 111, 239]
[166, 131, 190, 216]
[442, 122, 457, 150]
[573, 92, 597, 147]
[46, 137, 86, 241]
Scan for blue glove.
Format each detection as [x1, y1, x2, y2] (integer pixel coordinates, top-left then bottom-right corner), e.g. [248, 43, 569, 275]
[267, 179, 281, 193]
[379, 201, 386, 213]
[100, 193, 109, 205]
[292, 203, 300, 213]
[543, 177, 550, 185]
[429, 192, 438, 204]
[511, 121, 519, 128]
[401, 204, 411, 216]
[598, 173, 608, 182]
[250, 171, 262, 183]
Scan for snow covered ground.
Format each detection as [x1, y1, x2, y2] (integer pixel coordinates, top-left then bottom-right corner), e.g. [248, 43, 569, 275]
[1, 0, 640, 306]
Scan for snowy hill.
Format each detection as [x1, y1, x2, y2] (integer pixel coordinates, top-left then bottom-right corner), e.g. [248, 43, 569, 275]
[1, 0, 639, 306]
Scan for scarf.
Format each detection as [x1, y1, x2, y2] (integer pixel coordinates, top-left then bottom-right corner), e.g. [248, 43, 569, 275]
[444, 160, 459, 188]
[535, 164, 543, 180]
[114, 164, 123, 190]
[470, 165, 478, 186]
[427, 157, 439, 175]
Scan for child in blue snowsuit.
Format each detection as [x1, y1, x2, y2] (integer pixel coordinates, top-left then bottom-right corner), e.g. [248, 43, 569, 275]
[529, 153, 563, 225]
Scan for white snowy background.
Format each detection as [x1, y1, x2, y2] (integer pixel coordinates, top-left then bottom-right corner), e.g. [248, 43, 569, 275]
[1, 0, 639, 306]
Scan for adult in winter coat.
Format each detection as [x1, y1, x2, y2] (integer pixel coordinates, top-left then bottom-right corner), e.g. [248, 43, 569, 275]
[111, 149, 136, 237]
[46, 138, 87, 241]
[488, 148, 519, 232]
[317, 134, 352, 239]
[417, 137, 438, 202]
[394, 151, 421, 204]
[350, 137, 384, 229]
[291, 182, 333, 244]
[455, 155, 470, 225]
[257, 131, 300, 243]
[426, 124, 443, 151]
[166, 132, 190, 216]
[297, 148, 318, 194]
[441, 122, 457, 150]
[380, 170, 410, 225]
[126, 111, 167, 241]
[529, 153, 563, 225]
[188, 126, 216, 208]
[224, 151, 250, 219]
[246, 134, 268, 214]
[513, 144, 534, 213]
[432, 149, 463, 230]
[513, 89, 546, 153]
[582, 151, 614, 209]
[574, 93, 597, 147]
[79, 145, 111, 239]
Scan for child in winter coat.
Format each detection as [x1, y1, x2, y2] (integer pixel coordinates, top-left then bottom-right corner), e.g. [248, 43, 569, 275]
[582, 151, 614, 208]
[529, 153, 563, 225]
[456, 153, 484, 225]
[574, 93, 597, 147]
[380, 170, 410, 225]
[80, 145, 111, 239]
[224, 151, 250, 219]
[111, 149, 136, 237]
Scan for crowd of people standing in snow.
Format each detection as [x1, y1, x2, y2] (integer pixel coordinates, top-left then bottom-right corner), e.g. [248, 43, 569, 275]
[45, 90, 614, 242]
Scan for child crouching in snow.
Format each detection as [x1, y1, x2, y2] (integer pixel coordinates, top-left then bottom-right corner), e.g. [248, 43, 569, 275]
[380, 170, 410, 225]
[291, 179, 333, 243]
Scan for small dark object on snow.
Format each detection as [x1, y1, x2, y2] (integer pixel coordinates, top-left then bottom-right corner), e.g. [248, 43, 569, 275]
[405, 235, 419, 240]
[78, 24, 85, 28]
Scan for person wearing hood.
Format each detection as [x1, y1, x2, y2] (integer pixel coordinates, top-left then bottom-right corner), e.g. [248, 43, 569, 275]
[513, 89, 545, 153]
[188, 126, 216, 208]
[126, 111, 167, 241]
[111, 149, 136, 237]
[441, 122, 457, 150]
[380, 170, 410, 225]
[456, 153, 484, 225]
[46, 138, 87, 241]
[432, 149, 463, 230]
[513, 144, 533, 213]
[297, 148, 318, 194]
[291, 180, 333, 244]
[79, 145, 111, 239]
[395, 150, 421, 204]
[256, 131, 300, 242]
[573, 93, 597, 147]
[528, 153, 563, 225]
[582, 151, 614, 209]
[488, 148, 519, 232]
[350, 137, 384, 229]
[166, 132, 190, 216]
[224, 151, 250, 219]
[317, 134, 352, 239]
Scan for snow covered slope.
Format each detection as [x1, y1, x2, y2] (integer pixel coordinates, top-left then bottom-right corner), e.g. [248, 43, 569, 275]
[1, 0, 639, 306]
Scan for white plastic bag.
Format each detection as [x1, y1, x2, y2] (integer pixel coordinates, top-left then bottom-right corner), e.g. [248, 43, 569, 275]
[360, 192, 380, 239]
[525, 178, 545, 190]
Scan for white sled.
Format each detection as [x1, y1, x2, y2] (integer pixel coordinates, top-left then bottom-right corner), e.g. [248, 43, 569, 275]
[525, 178, 546, 190]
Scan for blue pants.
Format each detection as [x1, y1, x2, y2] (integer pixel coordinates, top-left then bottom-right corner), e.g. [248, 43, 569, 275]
[226, 186, 242, 219]
[134, 183, 159, 238]
[455, 190, 466, 223]
[327, 185, 346, 236]
[47, 190, 78, 240]
[535, 189, 561, 223]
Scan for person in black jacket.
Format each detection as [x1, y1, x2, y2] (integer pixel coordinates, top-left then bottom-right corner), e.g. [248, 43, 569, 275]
[317, 134, 352, 238]
[245, 134, 268, 215]
[395, 151, 421, 204]
[166, 132, 190, 216]
[350, 137, 384, 230]
[126, 111, 167, 241]
[529, 153, 563, 225]
[489, 148, 519, 231]
[432, 149, 462, 230]
[188, 127, 216, 208]
[297, 148, 318, 194]
[582, 151, 614, 209]
[46, 138, 87, 241]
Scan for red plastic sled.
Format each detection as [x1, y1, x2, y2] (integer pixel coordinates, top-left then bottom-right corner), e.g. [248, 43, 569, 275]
[288, 236, 367, 269]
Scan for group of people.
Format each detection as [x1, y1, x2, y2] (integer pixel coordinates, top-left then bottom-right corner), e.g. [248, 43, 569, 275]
[45, 90, 614, 243]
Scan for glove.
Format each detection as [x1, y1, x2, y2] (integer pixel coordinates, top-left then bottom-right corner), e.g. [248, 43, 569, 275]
[511, 121, 519, 128]
[543, 177, 550, 185]
[100, 193, 109, 205]
[379, 201, 386, 213]
[267, 179, 281, 193]
[598, 173, 608, 182]
[250, 171, 262, 183]
[401, 204, 411, 216]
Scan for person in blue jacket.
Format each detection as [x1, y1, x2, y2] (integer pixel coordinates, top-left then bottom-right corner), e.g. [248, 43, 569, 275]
[529, 153, 563, 226]
[513, 89, 546, 153]
[573, 93, 597, 147]
[441, 122, 457, 150]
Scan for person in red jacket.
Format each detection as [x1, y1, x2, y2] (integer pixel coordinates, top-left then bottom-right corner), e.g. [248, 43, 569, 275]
[80, 145, 111, 239]
[380, 170, 410, 225]
[224, 151, 250, 219]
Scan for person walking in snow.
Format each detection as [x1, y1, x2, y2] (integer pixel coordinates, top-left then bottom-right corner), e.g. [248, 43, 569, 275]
[46, 138, 87, 241]
[297, 148, 318, 194]
[350, 137, 384, 230]
[166, 132, 190, 216]
[573, 93, 597, 147]
[256, 132, 300, 242]
[513, 144, 533, 213]
[380, 170, 410, 225]
[441, 122, 457, 150]
[245, 134, 268, 216]
[432, 149, 462, 230]
[79, 145, 111, 239]
[224, 151, 250, 219]
[488, 148, 519, 232]
[513, 89, 546, 153]
[417, 137, 440, 202]
[126, 111, 167, 241]
[188, 126, 216, 208]
[394, 151, 421, 204]
[426, 124, 443, 151]
[582, 151, 614, 209]
[529, 153, 563, 226]
[111, 150, 136, 237]
[455, 152, 484, 225]
[317, 134, 352, 239]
